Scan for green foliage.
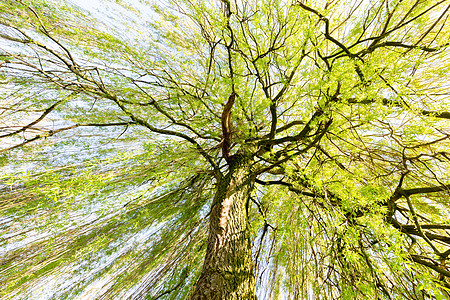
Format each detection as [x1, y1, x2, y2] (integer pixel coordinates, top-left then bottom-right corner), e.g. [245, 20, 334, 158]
[1, 0, 450, 299]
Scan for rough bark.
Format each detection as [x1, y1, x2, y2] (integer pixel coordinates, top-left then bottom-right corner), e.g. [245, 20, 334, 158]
[191, 155, 256, 299]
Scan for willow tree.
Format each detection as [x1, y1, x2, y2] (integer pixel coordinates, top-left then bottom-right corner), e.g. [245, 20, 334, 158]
[1, 0, 450, 299]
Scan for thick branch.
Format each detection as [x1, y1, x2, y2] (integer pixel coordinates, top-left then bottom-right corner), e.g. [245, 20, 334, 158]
[410, 255, 450, 278]
[221, 91, 236, 163]
[399, 185, 450, 196]
[260, 110, 326, 147]
[348, 98, 450, 120]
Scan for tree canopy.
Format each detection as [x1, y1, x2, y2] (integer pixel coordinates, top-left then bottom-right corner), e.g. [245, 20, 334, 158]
[1, 0, 450, 299]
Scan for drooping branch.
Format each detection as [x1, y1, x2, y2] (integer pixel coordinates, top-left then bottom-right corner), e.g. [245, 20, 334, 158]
[0, 122, 134, 153]
[0, 5, 223, 177]
[104, 93, 221, 176]
[257, 166, 450, 280]
[405, 195, 442, 255]
[0, 98, 66, 139]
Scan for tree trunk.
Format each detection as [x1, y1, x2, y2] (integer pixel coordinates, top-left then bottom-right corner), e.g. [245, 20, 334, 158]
[191, 156, 256, 299]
